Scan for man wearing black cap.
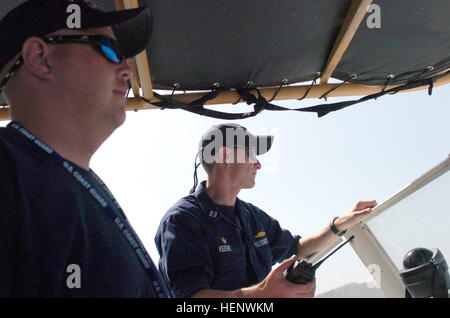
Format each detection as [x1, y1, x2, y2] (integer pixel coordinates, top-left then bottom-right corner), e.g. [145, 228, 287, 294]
[155, 124, 377, 297]
[0, 0, 168, 297]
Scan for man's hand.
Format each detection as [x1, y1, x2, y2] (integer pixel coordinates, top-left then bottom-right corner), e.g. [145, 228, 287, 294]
[193, 256, 316, 298]
[335, 200, 377, 232]
[253, 256, 316, 298]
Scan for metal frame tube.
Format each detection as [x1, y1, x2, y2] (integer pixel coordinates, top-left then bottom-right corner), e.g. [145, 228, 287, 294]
[307, 155, 450, 297]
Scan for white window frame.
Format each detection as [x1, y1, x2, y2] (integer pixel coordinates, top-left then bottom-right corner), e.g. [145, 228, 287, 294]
[308, 155, 450, 297]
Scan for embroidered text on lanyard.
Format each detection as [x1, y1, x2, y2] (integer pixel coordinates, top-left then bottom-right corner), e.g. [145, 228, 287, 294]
[7, 121, 169, 298]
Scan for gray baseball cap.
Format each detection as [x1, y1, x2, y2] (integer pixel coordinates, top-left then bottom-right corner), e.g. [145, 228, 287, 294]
[198, 123, 274, 163]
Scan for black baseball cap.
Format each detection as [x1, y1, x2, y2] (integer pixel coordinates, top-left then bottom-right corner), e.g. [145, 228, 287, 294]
[198, 123, 274, 163]
[0, 0, 152, 72]
[190, 123, 274, 193]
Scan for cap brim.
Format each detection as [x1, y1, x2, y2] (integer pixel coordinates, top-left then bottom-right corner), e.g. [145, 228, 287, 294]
[255, 135, 274, 156]
[94, 7, 152, 59]
[199, 124, 274, 157]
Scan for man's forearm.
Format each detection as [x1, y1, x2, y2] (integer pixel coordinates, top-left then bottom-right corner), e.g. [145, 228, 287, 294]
[297, 201, 376, 259]
[296, 219, 343, 259]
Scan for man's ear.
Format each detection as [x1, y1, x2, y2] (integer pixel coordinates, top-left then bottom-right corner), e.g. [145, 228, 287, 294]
[21, 37, 54, 81]
[219, 146, 237, 165]
[219, 146, 236, 165]
[215, 146, 226, 164]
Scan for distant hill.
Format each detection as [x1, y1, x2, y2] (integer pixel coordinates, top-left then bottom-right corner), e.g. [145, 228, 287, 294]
[316, 282, 386, 298]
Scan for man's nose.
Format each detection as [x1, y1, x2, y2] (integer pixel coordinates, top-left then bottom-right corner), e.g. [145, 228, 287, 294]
[118, 60, 133, 81]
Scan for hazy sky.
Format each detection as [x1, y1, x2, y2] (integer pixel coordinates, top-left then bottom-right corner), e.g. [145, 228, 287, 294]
[1, 83, 449, 295]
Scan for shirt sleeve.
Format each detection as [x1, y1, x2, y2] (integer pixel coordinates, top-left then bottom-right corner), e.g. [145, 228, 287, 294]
[156, 210, 214, 298]
[256, 206, 301, 264]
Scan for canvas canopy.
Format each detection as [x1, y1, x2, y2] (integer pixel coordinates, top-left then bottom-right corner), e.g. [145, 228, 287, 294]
[1, 0, 449, 120]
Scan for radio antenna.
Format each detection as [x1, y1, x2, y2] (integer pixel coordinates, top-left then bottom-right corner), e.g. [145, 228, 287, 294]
[312, 235, 355, 270]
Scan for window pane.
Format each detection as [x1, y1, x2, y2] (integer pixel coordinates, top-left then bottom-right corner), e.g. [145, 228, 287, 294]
[367, 171, 450, 270]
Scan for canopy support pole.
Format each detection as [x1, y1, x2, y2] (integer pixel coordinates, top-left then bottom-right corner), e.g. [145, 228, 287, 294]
[124, 71, 450, 112]
[320, 0, 373, 84]
[116, 0, 157, 108]
[1, 72, 449, 121]
[114, 0, 138, 96]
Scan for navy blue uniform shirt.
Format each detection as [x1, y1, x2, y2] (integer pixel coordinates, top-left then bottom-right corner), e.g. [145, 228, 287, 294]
[155, 181, 300, 298]
[0, 126, 163, 297]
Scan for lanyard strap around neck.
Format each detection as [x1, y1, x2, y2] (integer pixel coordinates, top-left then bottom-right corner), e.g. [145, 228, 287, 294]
[7, 121, 169, 298]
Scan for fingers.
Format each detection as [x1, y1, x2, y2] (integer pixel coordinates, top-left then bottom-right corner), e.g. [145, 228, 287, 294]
[301, 278, 316, 297]
[340, 201, 377, 230]
[261, 256, 316, 298]
[356, 207, 374, 216]
[285, 278, 316, 298]
[280, 256, 316, 298]
[275, 255, 297, 273]
[354, 200, 377, 211]
[282, 255, 297, 266]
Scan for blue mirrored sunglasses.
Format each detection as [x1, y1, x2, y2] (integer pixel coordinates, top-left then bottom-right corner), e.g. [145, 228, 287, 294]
[43, 34, 125, 64]
[0, 34, 125, 94]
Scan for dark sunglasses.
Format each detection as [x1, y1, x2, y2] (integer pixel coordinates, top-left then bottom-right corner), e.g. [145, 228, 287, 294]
[43, 34, 125, 64]
[0, 34, 124, 95]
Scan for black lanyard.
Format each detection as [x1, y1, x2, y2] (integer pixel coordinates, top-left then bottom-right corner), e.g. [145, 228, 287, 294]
[7, 121, 169, 298]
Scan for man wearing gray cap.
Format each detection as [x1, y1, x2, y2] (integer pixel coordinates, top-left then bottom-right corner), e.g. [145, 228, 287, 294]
[0, 0, 168, 297]
[156, 124, 377, 297]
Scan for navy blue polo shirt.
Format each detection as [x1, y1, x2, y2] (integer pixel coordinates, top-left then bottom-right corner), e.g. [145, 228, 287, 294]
[0, 127, 164, 297]
[155, 181, 300, 298]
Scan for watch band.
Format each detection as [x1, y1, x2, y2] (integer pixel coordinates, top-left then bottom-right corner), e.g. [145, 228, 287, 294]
[330, 217, 347, 237]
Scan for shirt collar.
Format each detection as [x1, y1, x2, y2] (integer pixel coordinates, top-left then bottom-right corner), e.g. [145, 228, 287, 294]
[194, 181, 242, 226]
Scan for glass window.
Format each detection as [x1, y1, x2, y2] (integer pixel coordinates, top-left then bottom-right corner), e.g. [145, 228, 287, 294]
[367, 171, 450, 271]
